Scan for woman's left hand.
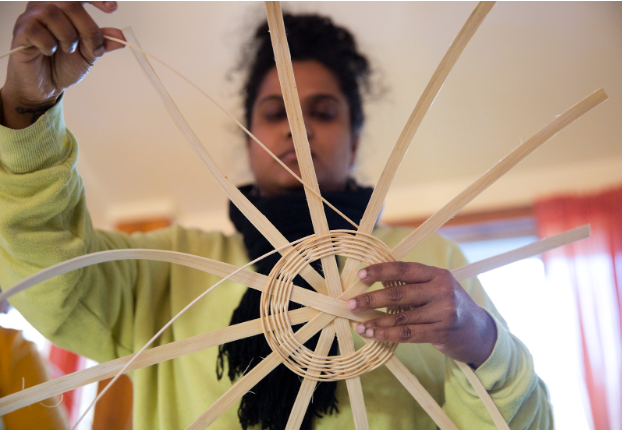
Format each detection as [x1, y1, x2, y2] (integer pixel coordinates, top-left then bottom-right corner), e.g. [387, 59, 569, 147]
[347, 262, 497, 368]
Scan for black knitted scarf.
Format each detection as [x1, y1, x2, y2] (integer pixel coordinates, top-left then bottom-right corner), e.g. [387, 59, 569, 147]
[217, 182, 373, 430]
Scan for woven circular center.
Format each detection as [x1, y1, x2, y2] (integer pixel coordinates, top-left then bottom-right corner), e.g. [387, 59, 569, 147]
[260, 230, 400, 381]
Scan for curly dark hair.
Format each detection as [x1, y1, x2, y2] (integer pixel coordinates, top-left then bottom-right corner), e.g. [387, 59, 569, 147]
[242, 13, 372, 133]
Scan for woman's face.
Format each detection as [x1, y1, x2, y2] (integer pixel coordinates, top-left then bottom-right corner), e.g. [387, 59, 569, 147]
[248, 60, 359, 196]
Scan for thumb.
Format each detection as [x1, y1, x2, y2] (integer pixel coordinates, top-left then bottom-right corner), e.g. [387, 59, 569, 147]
[101, 28, 126, 53]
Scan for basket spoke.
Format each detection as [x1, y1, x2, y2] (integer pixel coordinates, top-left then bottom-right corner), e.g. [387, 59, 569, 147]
[390, 89, 607, 261]
[0, 249, 367, 321]
[384, 355, 460, 430]
[264, 2, 344, 301]
[339, 1, 496, 289]
[0, 307, 318, 416]
[122, 27, 328, 295]
[264, 9, 369, 426]
[341, 89, 607, 298]
[285, 323, 337, 430]
[186, 312, 336, 429]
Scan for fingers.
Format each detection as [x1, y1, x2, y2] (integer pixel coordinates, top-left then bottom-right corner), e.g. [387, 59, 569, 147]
[356, 304, 444, 333]
[61, 2, 107, 60]
[357, 322, 441, 344]
[33, 5, 79, 54]
[347, 262, 454, 312]
[357, 261, 439, 284]
[354, 303, 455, 344]
[15, 17, 59, 57]
[15, 2, 119, 60]
[347, 260, 498, 366]
[347, 282, 433, 312]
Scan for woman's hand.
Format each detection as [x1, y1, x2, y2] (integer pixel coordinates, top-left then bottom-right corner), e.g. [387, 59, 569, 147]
[2, 1, 125, 129]
[347, 262, 497, 369]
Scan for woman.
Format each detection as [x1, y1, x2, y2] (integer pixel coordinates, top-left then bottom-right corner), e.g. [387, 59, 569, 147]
[0, 2, 551, 429]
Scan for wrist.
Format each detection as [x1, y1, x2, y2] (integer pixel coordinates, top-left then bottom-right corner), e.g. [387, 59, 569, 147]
[1, 87, 59, 130]
[468, 311, 498, 369]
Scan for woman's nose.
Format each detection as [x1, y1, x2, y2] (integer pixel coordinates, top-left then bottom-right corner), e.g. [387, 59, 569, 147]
[285, 124, 313, 140]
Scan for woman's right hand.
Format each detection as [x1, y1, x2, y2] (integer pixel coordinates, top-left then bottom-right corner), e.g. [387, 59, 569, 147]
[1, 1, 126, 129]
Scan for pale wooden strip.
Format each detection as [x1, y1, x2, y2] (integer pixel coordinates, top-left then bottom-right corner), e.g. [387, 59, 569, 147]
[452, 224, 590, 282]
[0, 248, 267, 303]
[263, 3, 343, 303]
[384, 356, 460, 430]
[0, 307, 318, 416]
[0, 44, 32, 59]
[285, 323, 336, 430]
[454, 361, 510, 430]
[186, 312, 336, 429]
[122, 28, 326, 295]
[0, 247, 376, 323]
[333, 316, 369, 430]
[264, 1, 326, 236]
[339, 2, 496, 291]
[391, 88, 608, 260]
[339, 224, 592, 302]
[263, 9, 369, 428]
[69, 248, 317, 429]
[189, 353, 283, 430]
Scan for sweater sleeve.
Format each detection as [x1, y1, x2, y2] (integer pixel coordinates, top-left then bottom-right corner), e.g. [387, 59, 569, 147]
[0, 95, 173, 364]
[442, 243, 553, 429]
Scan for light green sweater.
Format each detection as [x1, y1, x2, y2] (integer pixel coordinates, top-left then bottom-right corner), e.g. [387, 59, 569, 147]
[0, 98, 552, 429]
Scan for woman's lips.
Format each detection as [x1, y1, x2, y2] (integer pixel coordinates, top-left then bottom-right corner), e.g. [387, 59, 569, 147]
[278, 149, 314, 163]
[280, 150, 298, 162]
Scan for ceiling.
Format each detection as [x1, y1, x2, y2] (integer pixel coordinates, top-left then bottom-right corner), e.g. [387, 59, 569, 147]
[1, 2, 621, 231]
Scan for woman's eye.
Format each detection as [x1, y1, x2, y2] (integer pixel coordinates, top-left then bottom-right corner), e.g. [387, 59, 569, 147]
[313, 109, 337, 121]
[310, 100, 339, 121]
[263, 104, 287, 122]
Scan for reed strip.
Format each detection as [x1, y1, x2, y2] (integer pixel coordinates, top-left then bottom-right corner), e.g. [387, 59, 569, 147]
[122, 27, 327, 295]
[340, 224, 593, 302]
[285, 323, 336, 430]
[451, 224, 590, 281]
[384, 356, 460, 430]
[0, 307, 317, 416]
[391, 88, 607, 261]
[339, 1, 495, 291]
[263, 3, 343, 298]
[185, 311, 336, 429]
[0, 248, 376, 322]
[454, 361, 510, 430]
[264, 5, 369, 425]
[0, 44, 32, 58]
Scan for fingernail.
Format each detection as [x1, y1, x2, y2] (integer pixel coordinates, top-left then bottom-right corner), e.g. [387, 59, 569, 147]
[365, 328, 374, 338]
[355, 324, 365, 335]
[93, 46, 105, 57]
[104, 1, 117, 9]
[357, 269, 368, 280]
[347, 299, 358, 311]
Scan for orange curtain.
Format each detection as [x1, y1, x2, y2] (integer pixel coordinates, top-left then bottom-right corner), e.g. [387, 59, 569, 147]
[535, 186, 622, 430]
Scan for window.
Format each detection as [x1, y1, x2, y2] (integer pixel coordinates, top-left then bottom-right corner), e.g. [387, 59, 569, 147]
[456, 231, 591, 429]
